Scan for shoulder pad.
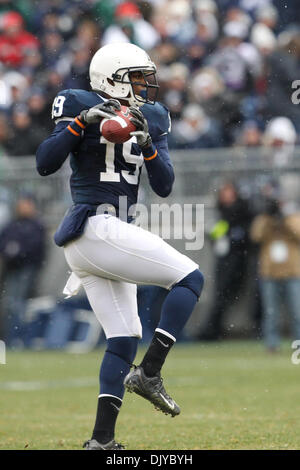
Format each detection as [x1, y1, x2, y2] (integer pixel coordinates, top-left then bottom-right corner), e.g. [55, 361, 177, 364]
[141, 102, 171, 139]
[51, 89, 104, 122]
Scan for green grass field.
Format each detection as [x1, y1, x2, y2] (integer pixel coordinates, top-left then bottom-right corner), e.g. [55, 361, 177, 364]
[0, 340, 299, 450]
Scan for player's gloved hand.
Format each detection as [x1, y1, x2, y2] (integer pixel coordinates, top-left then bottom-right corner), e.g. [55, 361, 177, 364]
[79, 99, 121, 125]
[129, 106, 152, 149]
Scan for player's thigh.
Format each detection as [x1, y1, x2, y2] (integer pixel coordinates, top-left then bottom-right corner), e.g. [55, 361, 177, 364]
[79, 274, 141, 339]
[64, 214, 198, 289]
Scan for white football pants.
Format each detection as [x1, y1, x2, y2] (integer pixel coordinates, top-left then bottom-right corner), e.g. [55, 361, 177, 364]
[64, 214, 198, 339]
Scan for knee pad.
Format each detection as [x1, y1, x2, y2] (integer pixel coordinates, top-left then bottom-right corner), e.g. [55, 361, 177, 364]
[173, 269, 204, 299]
[106, 336, 139, 366]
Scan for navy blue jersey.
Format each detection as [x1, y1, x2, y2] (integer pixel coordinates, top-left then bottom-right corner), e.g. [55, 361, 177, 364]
[36, 89, 174, 246]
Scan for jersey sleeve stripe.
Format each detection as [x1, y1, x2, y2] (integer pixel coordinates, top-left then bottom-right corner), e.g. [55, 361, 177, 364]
[75, 117, 86, 129]
[144, 149, 158, 161]
[67, 125, 80, 137]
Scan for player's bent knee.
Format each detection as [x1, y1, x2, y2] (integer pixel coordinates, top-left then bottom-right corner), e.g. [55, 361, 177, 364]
[173, 269, 204, 299]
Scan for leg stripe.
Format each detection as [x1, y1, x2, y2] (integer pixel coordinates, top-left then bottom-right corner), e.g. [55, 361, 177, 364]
[98, 394, 123, 402]
[155, 328, 176, 342]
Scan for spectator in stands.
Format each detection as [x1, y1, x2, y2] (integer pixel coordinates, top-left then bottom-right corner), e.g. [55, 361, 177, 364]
[208, 21, 253, 93]
[41, 30, 66, 69]
[62, 44, 91, 91]
[224, 1, 271, 18]
[6, 104, 42, 156]
[255, 4, 278, 32]
[251, 22, 277, 57]
[162, 62, 189, 119]
[99, 14, 133, 46]
[198, 180, 253, 340]
[2, 70, 28, 106]
[0, 0, 298, 153]
[92, 0, 116, 30]
[251, 195, 300, 352]
[194, 11, 219, 47]
[263, 116, 297, 167]
[0, 0, 34, 29]
[27, 87, 53, 136]
[262, 117, 300, 222]
[20, 48, 43, 79]
[0, 11, 39, 67]
[184, 38, 206, 72]
[152, 0, 194, 45]
[190, 66, 242, 145]
[75, 19, 101, 56]
[266, 33, 300, 133]
[169, 103, 223, 149]
[193, 1, 220, 53]
[235, 120, 262, 147]
[44, 69, 64, 106]
[102, 1, 160, 50]
[0, 193, 46, 348]
[0, 113, 11, 157]
[151, 40, 181, 67]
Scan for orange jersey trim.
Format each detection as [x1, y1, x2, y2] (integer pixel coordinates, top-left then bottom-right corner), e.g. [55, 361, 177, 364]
[74, 117, 86, 129]
[67, 125, 80, 137]
[144, 150, 158, 161]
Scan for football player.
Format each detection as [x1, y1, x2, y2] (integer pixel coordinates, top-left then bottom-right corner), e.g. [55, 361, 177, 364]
[36, 43, 204, 450]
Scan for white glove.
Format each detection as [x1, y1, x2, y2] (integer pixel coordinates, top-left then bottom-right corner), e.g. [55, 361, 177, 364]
[79, 99, 121, 125]
[129, 106, 152, 148]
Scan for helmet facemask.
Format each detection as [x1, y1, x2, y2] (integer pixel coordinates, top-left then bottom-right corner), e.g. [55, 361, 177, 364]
[111, 66, 159, 106]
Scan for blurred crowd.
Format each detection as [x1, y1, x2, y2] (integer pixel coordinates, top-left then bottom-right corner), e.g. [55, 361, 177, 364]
[198, 178, 300, 352]
[0, 0, 300, 156]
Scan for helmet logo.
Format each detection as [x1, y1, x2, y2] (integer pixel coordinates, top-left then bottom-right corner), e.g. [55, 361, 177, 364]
[112, 73, 122, 80]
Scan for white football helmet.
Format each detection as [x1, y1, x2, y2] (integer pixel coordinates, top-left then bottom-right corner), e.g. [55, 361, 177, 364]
[89, 43, 159, 107]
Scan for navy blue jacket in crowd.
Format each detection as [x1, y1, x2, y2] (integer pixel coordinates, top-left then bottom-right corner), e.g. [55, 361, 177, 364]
[0, 217, 46, 269]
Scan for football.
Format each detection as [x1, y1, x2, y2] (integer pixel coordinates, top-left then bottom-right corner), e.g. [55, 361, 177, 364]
[100, 105, 137, 144]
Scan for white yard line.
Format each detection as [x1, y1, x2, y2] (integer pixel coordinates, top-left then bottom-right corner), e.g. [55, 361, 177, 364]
[0, 377, 98, 391]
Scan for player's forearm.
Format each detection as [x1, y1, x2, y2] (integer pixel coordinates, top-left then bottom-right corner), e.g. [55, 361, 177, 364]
[36, 121, 82, 176]
[143, 140, 174, 198]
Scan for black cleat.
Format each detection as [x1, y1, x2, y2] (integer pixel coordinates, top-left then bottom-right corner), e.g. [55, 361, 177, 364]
[124, 366, 180, 417]
[83, 439, 125, 450]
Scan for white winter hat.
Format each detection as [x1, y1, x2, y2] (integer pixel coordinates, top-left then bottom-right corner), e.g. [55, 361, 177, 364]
[194, 0, 217, 14]
[265, 117, 297, 144]
[183, 104, 205, 121]
[223, 21, 248, 39]
[251, 23, 277, 50]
